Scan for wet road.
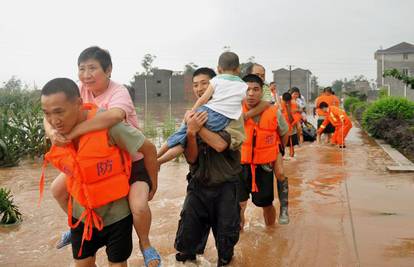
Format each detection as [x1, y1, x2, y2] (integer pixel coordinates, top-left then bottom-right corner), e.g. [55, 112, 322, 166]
[1, 124, 414, 266]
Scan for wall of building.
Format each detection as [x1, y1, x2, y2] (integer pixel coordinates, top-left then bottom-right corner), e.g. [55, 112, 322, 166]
[375, 53, 414, 101]
[131, 69, 194, 103]
[272, 68, 312, 102]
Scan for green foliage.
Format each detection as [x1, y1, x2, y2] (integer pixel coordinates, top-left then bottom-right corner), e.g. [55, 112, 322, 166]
[143, 114, 157, 138]
[162, 116, 177, 141]
[0, 77, 46, 167]
[343, 97, 360, 113]
[378, 87, 389, 99]
[352, 102, 370, 123]
[383, 69, 414, 89]
[0, 188, 22, 225]
[141, 54, 157, 75]
[344, 90, 367, 101]
[239, 56, 255, 78]
[362, 97, 414, 137]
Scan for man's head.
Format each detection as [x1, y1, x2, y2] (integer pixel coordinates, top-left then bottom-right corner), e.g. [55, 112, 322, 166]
[217, 52, 240, 75]
[318, 101, 329, 112]
[247, 63, 265, 82]
[192, 67, 216, 98]
[282, 92, 292, 103]
[243, 74, 264, 108]
[41, 78, 83, 135]
[323, 87, 333, 95]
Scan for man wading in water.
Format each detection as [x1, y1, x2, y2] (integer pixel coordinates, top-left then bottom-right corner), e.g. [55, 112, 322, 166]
[172, 66, 246, 266]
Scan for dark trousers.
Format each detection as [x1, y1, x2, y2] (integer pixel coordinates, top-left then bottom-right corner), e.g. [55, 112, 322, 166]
[174, 178, 240, 260]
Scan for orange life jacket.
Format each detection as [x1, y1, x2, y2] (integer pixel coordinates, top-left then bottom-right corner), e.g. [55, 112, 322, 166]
[281, 101, 301, 131]
[39, 103, 132, 256]
[241, 101, 280, 192]
[319, 105, 350, 130]
[315, 94, 340, 116]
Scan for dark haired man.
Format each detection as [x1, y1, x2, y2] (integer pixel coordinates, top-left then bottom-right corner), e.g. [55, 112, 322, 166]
[239, 74, 290, 228]
[40, 78, 157, 267]
[174, 68, 245, 266]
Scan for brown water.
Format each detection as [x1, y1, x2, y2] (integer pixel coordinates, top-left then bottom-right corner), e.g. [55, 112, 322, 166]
[1, 118, 414, 266]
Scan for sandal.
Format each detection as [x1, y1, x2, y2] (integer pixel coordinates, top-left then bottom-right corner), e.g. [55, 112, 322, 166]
[142, 246, 161, 267]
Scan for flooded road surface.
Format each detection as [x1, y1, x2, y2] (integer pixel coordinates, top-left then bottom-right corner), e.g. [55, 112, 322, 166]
[1, 123, 414, 266]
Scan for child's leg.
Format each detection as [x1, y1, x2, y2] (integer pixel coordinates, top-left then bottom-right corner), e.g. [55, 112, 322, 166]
[162, 123, 188, 153]
[157, 143, 169, 158]
[198, 106, 230, 132]
[51, 172, 69, 213]
[157, 145, 184, 165]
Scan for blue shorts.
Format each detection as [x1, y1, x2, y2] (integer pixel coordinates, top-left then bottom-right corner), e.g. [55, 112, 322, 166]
[167, 106, 230, 148]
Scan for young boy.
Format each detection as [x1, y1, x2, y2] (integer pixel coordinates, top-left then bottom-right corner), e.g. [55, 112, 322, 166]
[157, 52, 248, 164]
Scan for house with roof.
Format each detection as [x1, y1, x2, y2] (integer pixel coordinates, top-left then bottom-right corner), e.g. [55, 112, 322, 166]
[375, 42, 414, 100]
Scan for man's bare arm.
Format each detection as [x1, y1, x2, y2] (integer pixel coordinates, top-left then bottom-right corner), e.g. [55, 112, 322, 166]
[66, 108, 126, 140]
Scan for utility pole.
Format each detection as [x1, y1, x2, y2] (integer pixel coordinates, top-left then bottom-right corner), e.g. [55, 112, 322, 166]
[287, 65, 294, 91]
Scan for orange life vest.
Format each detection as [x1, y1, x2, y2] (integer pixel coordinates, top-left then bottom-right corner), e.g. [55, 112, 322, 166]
[241, 101, 280, 192]
[326, 106, 349, 127]
[315, 94, 340, 116]
[39, 103, 132, 256]
[281, 101, 301, 131]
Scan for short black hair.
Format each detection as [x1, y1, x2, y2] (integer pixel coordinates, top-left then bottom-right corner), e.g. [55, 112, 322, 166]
[323, 87, 333, 93]
[218, 52, 240, 71]
[193, 67, 216, 80]
[282, 92, 292, 101]
[246, 63, 265, 75]
[78, 46, 112, 72]
[41, 78, 80, 102]
[269, 81, 275, 86]
[319, 101, 329, 109]
[242, 74, 264, 88]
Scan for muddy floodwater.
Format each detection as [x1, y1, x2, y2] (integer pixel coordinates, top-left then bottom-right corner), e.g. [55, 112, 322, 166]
[1, 115, 414, 266]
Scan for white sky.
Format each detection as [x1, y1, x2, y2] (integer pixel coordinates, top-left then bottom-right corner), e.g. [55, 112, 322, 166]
[1, 0, 413, 88]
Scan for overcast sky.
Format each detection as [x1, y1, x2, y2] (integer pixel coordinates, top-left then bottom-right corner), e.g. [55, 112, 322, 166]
[1, 0, 413, 88]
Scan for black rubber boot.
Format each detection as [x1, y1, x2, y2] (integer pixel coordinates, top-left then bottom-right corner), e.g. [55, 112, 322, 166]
[277, 177, 289, 225]
[175, 252, 196, 262]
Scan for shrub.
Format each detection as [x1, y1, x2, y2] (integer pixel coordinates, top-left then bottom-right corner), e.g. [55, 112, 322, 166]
[161, 116, 177, 141]
[344, 97, 360, 113]
[378, 87, 389, 99]
[362, 97, 414, 138]
[0, 188, 22, 225]
[352, 102, 370, 124]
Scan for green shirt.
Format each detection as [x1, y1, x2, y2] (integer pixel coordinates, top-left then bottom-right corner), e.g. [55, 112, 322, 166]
[225, 116, 246, 151]
[262, 84, 273, 102]
[72, 122, 146, 227]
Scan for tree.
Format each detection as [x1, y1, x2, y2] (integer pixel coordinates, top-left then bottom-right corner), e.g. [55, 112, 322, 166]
[184, 62, 198, 75]
[239, 56, 255, 78]
[383, 69, 414, 89]
[141, 54, 157, 75]
[1, 76, 24, 91]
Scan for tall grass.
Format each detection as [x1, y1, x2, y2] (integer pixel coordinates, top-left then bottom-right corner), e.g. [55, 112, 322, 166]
[0, 77, 47, 167]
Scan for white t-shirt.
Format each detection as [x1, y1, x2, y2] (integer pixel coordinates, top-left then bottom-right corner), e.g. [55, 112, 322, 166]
[204, 74, 247, 120]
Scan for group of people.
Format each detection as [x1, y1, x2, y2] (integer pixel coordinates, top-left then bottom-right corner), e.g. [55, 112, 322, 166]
[39, 46, 352, 267]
